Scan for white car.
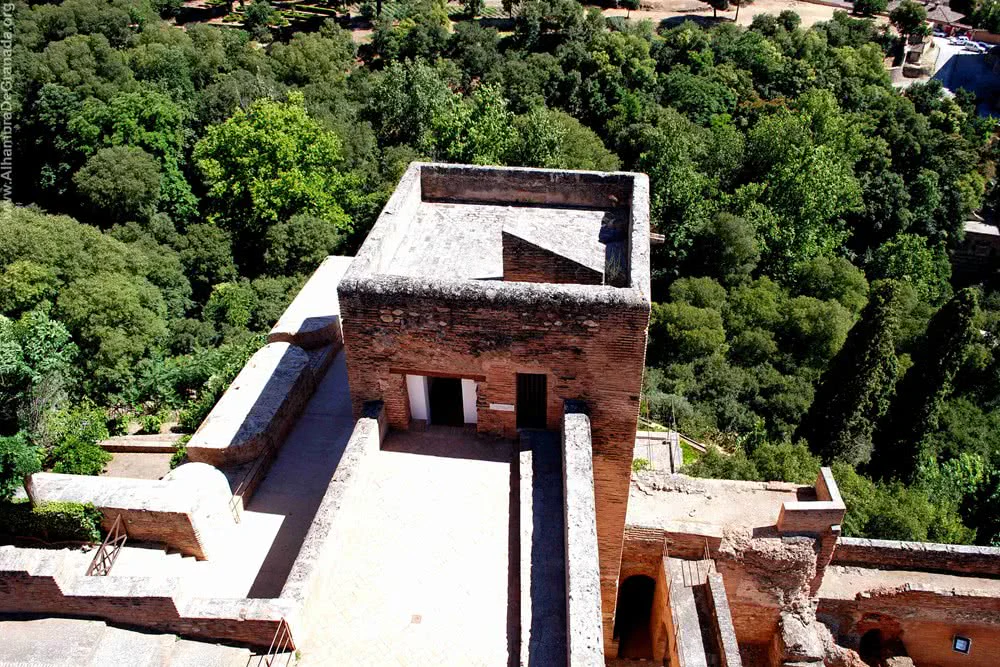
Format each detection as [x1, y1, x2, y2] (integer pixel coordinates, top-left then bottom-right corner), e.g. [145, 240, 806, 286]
[951, 35, 970, 45]
[934, 29, 947, 37]
[963, 42, 987, 53]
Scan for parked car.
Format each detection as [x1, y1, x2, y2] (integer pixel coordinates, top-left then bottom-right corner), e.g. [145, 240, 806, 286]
[934, 29, 947, 37]
[964, 42, 987, 53]
[951, 35, 970, 44]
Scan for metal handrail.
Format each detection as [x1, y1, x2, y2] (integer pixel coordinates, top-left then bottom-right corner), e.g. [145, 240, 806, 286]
[253, 618, 293, 666]
[86, 514, 127, 576]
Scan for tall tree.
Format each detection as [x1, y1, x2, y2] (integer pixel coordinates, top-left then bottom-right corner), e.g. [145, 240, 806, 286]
[873, 288, 980, 481]
[797, 280, 903, 465]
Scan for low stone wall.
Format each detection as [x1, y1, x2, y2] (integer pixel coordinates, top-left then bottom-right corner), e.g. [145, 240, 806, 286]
[25, 464, 233, 560]
[268, 255, 352, 350]
[832, 537, 1000, 577]
[776, 468, 845, 535]
[706, 572, 743, 667]
[562, 408, 605, 666]
[186, 342, 336, 467]
[280, 403, 384, 642]
[0, 545, 291, 648]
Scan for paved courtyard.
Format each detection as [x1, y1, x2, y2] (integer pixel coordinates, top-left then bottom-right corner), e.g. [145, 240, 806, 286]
[297, 428, 516, 667]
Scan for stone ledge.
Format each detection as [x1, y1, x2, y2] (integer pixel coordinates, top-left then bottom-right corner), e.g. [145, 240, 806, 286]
[833, 536, 1000, 577]
[187, 343, 313, 467]
[99, 434, 183, 453]
[562, 409, 605, 666]
[26, 464, 233, 560]
[268, 255, 352, 350]
[0, 544, 293, 649]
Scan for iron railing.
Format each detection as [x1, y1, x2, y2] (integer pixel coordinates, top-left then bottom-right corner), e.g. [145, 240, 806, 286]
[86, 514, 127, 576]
[252, 618, 293, 666]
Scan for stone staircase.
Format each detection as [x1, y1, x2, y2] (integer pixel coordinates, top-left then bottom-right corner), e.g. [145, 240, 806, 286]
[0, 617, 255, 666]
[106, 543, 200, 580]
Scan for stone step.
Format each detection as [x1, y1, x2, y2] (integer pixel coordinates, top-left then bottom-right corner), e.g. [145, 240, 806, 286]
[100, 433, 184, 453]
[167, 639, 252, 667]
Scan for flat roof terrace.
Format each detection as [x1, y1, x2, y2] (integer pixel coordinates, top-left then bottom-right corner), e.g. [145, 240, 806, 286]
[627, 473, 813, 535]
[388, 201, 622, 281]
[344, 162, 651, 295]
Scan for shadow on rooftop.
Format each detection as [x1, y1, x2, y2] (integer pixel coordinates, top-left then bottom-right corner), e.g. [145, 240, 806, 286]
[382, 426, 514, 463]
[238, 350, 356, 599]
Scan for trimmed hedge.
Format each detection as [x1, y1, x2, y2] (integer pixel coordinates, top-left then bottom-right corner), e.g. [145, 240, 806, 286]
[0, 500, 103, 543]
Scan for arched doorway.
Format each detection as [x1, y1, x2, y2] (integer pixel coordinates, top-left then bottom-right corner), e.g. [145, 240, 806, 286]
[859, 629, 882, 665]
[613, 575, 655, 659]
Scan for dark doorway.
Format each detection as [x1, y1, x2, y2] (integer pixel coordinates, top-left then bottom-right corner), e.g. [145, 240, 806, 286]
[859, 629, 882, 665]
[429, 377, 464, 426]
[516, 373, 547, 429]
[613, 575, 655, 659]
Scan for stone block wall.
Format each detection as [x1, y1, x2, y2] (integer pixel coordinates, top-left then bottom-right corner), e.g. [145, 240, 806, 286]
[25, 466, 233, 560]
[832, 537, 1000, 577]
[562, 408, 605, 666]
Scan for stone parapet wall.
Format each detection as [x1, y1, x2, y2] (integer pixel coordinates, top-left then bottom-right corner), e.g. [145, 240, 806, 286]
[25, 464, 233, 560]
[832, 537, 1000, 577]
[0, 545, 291, 649]
[562, 408, 605, 666]
[186, 342, 336, 467]
[776, 468, 845, 536]
[706, 572, 743, 667]
[268, 255, 351, 350]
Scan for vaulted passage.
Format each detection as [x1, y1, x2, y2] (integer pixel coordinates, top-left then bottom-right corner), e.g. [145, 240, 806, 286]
[614, 575, 655, 659]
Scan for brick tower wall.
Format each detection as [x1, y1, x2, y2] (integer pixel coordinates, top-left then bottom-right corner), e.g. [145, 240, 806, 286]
[339, 284, 649, 647]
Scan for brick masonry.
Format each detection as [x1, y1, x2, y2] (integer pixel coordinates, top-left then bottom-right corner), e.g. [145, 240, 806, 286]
[818, 586, 1000, 667]
[339, 162, 652, 653]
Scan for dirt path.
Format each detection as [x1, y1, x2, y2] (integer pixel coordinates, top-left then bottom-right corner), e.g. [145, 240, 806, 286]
[603, 0, 888, 29]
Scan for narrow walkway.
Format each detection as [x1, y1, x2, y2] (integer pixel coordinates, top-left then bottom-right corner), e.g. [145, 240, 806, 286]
[296, 428, 515, 667]
[519, 430, 568, 667]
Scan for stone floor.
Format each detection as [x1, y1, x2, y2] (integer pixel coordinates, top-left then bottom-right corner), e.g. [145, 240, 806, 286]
[101, 452, 173, 480]
[296, 427, 517, 667]
[387, 201, 616, 280]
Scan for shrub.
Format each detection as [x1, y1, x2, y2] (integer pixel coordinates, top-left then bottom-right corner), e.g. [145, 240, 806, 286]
[45, 404, 111, 475]
[0, 500, 103, 543]
[632, 458, 651, 472]
[0, 433, 41, 501]
[106, 413, 130, 436]
[170, 435, 189, 469]
[140, 413, 163, 435]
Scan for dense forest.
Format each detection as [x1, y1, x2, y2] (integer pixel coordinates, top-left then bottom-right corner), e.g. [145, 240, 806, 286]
[3, 0, 1000, 545]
